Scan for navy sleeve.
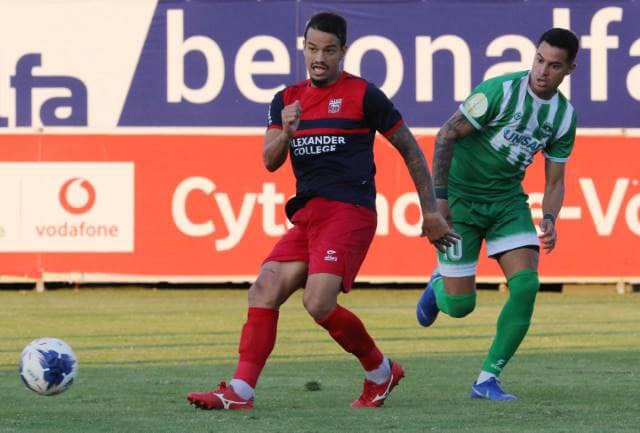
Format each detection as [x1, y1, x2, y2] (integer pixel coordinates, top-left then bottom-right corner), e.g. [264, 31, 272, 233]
[267, 90, 285, 129]
[363, 83, 403, 134]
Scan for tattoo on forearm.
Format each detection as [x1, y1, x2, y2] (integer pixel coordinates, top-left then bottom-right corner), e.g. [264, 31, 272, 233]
[433, 112, 468, 187]
[389, 124, 436, 212]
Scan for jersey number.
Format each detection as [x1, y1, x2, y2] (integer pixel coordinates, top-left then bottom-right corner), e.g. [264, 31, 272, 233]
[444, 238, 463, 261]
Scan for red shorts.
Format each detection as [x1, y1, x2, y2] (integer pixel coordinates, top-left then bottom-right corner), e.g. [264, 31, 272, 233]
[263, 197, 377, 292]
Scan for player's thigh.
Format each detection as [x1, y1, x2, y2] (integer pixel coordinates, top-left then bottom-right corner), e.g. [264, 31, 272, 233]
[485, 196, 539, 260]
[307, 199, 376, 293]
[250, 260, 308, 308]
[438, 222, 482, 294]
[438, 199, 484, 279]
[252, 220, 311, 307]
[263, 222, 309, 265]
[497, 247, 539, 279]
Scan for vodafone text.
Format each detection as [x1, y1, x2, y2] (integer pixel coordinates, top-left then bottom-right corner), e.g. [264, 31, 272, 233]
[172, 177, 640, 252]
[35, 222, 119, 238]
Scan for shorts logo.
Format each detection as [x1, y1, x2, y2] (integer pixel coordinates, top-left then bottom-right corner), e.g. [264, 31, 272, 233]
[324, 249, 338, 262]
[59, 178, 96, 215]
[328, 98, 342, 114]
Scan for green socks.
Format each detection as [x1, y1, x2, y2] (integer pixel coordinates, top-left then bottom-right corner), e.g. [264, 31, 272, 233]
[433, 277, 477, 318]
[482, 269, 540, 375]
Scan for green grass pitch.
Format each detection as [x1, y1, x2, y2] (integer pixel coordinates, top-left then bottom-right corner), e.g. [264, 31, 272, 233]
[1, 287, 638, 433]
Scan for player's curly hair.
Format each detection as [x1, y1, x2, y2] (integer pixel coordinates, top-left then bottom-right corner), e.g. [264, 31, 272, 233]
[304, 12, 347, 47]
[538, 28, 579, 62]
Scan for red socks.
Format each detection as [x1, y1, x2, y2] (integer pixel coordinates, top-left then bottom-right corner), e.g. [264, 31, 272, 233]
[233, 307, 279, 388]
[232, 304, 383, 388]
[317, 304, 383, 371]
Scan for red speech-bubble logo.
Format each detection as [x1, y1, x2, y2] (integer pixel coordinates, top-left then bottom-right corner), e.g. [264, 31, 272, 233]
[59, 178, 96, 215]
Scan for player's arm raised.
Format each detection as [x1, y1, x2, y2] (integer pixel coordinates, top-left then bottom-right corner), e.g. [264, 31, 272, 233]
[387, 123, 459, 251]
[539, 159, 566, 254]
[263, 101, 301, 172]
[432, 110, 476, 224]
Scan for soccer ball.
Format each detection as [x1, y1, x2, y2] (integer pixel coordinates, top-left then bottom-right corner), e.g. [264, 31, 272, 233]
[19, 338, 78, 396]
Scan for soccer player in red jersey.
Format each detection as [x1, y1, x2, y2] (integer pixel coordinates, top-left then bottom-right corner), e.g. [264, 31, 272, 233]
[187, 11, 458, 410]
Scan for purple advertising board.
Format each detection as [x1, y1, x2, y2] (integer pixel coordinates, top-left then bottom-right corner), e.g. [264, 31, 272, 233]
[120, 0, 640, 128]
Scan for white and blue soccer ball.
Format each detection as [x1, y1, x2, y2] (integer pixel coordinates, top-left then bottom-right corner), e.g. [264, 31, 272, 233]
[19, 338, 78, 396]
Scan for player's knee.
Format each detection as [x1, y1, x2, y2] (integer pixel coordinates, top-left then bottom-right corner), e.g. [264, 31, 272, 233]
[303, 291, 334, 321]
[507, 269, 540, 305]
[248, 271, 280, 308]
[444, 291, 477, 318]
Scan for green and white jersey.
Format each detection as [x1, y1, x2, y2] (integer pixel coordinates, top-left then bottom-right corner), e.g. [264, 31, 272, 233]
[451, 70, 577, 202]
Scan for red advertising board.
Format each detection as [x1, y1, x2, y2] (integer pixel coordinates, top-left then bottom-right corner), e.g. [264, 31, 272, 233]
[0, 134, 638, 282]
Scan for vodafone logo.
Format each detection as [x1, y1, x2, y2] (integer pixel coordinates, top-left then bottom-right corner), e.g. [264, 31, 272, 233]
[0, 162, 134, 252]
[59, 178, 96, 215]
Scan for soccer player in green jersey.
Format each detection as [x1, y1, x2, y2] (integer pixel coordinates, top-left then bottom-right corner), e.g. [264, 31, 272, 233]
[416, 28, 579, 400]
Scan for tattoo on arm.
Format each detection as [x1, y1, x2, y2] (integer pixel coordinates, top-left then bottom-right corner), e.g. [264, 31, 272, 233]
[388, 124, 437, 212]
[433, 111, 474, 188]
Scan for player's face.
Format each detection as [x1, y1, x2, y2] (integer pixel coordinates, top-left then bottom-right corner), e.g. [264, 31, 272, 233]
[529, 41, 576, 99]
[303, 28, 346, 87]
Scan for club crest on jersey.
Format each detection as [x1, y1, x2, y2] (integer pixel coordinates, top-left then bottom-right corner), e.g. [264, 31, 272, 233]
[540, 122, 554, 137]
[328, 98, 342, 114]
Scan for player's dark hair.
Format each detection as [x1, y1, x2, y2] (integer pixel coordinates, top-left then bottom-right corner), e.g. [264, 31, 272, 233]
[304, 12, 347, 47]
[538, 28, 579, 62]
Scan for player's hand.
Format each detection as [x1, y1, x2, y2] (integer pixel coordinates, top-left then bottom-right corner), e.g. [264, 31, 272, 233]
[421, 211, 461, 253]
[538, 217, 556, 254]
[282, 101, 301, 137]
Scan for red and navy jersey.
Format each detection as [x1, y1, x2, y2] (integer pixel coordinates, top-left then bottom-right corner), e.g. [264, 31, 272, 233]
[267, 72, 403, 220]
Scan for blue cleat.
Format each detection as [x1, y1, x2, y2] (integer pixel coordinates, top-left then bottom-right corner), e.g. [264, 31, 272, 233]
[416, 271, 442, 327]
[470, 377, 518, 401]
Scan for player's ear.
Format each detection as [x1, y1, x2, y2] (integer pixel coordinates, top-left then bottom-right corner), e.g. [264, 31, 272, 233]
[565, 63, 576, 76]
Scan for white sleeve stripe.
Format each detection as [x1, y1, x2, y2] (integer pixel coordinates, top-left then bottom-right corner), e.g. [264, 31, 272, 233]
[459, 103, 482, 130]
[543, 152, 569, 162]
